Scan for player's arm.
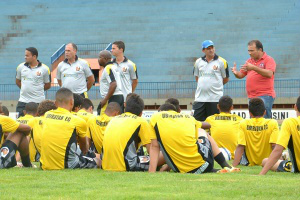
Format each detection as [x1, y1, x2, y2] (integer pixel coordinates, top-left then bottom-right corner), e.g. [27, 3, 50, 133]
[78, 136, 88, 155]
[149, 139, 160, 173]
[57, 79, 62, 87]
[223, 77, 229, 85]
[232, 145, 245, 167]
[231, 62, 246, 79]
[101, 81, 117, 108]
[16, 79, 21, 89]
[17, 123, 31, 136]
[132, 79, 138, 92]
[259, 144, 284, 175]
[201, 122, 211, 129]
[86, 75, 95, 91]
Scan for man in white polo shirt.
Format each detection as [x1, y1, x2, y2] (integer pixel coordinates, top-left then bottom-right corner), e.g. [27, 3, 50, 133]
[56, 43, 95, 98]
[193, 40, 230, 121]
[111, 41, 138, 101]
[16, 47, 51, 118]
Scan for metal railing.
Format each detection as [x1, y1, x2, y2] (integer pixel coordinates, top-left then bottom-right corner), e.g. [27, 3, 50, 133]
[1, 79, 299, 101]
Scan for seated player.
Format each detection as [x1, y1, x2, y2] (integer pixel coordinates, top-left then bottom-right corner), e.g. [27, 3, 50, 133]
[1, 102, 32, 169]
[260, 96, 300, 175]
[72, 93, 84, 114]
[0, 105, 10, 145]
[205, 95, 242, 159]
[87, 102, 121, 154]
[1, 106, 9, 117]
[77, 98, 95, 122]
[102, 93, 163, 171]
[233, 98, 279, 167]
[28, 100, 57, 155]
[16, 102, 39, 162]
[40, 88, 101, 170]
[149, 103, 239, 174]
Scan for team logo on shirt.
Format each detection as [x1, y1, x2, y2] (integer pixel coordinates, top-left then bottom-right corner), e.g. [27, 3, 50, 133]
[36, 71, 41, 76]
[0, 147, 9, 158]
[76, 66, 81, 71]
[213, 65, 219, 70]
[259, 63, 265, 68]
[122, 67, 127, 72]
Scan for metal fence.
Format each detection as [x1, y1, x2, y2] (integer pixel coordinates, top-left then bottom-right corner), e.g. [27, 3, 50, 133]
[1, 79, 299, 101]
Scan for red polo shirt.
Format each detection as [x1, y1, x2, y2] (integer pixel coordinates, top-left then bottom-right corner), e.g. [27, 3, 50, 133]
[241, 52, 276, 98]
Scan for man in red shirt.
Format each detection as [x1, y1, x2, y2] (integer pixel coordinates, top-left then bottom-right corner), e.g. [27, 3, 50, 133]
[231, 40, 276, 118]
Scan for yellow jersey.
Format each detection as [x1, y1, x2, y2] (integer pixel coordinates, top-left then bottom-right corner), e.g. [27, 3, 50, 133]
[87, 113, 111, 154]
[276, 116, 300, 173]
[149, 110, 204, 173]
[205, 112, 242, 159]
[40, 107, 87, 170]
[27, 116, 44, 154]
[102, 112, 151, 171]
[77, 109, 94, 122]
[0, 115, 20, 145]
[238, 118, 278, 166]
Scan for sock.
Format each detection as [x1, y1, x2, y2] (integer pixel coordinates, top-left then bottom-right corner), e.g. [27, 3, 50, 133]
[214, 152, 231, 169]
[21, 154, 32, 167]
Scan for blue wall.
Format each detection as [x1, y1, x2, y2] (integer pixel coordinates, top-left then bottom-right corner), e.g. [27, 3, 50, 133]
[0, 0, 299, 84]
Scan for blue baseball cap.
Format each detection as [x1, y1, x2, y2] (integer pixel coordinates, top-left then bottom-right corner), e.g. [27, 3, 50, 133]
[202, 40, 214, 49]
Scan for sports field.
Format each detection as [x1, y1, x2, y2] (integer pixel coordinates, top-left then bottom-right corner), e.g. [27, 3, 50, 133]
[0, 162, 299, 199]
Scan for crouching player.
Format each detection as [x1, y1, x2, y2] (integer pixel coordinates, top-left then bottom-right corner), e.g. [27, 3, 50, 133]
[0, 102, 32, 168]
[149, 103, 239, 174]
[260, 96, 300, 175]
[233, 98, 279, 167]
[40, 88, 101, 170]
[102, 93, 164, 171]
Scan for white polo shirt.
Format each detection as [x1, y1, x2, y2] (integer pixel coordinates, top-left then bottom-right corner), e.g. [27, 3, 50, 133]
[16, 61, 50, 103]
[56, 56, 93, 94]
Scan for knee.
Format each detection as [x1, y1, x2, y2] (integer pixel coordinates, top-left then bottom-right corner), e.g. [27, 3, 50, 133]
[261, 158, 268, 167]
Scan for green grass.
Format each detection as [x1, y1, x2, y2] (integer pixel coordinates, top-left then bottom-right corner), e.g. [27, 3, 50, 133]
[1, 162, 299, 199]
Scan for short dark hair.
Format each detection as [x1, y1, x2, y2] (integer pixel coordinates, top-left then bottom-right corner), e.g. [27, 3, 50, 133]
[125, 93, 144, 116]
[37, 100, 57, 116]
[296, 96, 300, 112]
[25, 102, 38, 115]
[249, 98, 265, 117]
[218, 95, 233, 112]
[56, 88, 73, 104]
[106, 102, 121, 114]
[73, 94, 84, 111]
[113, 41, 125, 52]
[165, 98, 180, 113]
[158, 103, 177, 112]
[248, 40, 263, 51]
[26, 47, 38, 58]
[82, 98, 94, 110]
[1, 106, 9, 116]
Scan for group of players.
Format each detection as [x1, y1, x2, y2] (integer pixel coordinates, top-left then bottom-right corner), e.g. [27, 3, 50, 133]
[1, 40, 300, 175]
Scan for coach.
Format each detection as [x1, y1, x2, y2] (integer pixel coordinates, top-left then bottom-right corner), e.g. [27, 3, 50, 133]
[16, 47, 51, 118]
[232, 40, 276, 119]
[56, 43, 95, 98]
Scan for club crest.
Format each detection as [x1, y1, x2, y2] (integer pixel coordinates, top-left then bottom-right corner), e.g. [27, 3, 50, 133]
[36, 71, 41, 76]
[0, 147, 9, 158]
[76, 66, 81, 71]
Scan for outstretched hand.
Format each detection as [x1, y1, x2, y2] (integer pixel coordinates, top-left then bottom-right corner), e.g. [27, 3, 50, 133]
[231, 62, 238, 75]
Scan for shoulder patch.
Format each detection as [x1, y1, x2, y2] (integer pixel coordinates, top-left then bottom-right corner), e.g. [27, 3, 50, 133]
[17, 62, 25, 71]
[218, 56, 228, 69]
[128, 59, 137, 71]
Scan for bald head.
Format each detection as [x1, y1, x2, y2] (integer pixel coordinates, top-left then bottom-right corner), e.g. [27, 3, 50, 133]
[105, 102, 121, 117]
[99, 50, 112, 59]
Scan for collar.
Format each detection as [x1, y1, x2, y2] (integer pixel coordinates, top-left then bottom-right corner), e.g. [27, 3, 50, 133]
[24, 60, 42, 69]
[104, 61, 114, 67]
[201, 54, 219, 62]
[112, 56, 128, 63]
[64, 55, 79, 63]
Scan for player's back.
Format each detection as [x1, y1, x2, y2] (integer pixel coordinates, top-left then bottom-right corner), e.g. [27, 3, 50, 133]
[102, 112, 150, 171]
[239, 117, 278, 165]
[87, 114, 111, 154]
[150, 110, 205, 173]
[77, 109, 94, 122]
[40, 107, 87, 170]
[28, 116, 44, 154]
[206, 112, 242, 159]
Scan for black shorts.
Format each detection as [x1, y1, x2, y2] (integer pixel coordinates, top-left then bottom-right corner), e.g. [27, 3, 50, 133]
[130, 156, 150, 172]
[193, 102, 219, 121]
[190, 137, 214, 174]
[97, 94, 124, 115]
[277, 160, 292, 172]
[0, 140, 18, 169]
[75, 156, 98, 169]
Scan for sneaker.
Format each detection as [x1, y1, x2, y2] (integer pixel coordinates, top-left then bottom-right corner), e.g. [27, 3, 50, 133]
[217, 167, 230, 173]
[229, 167, 241, 173]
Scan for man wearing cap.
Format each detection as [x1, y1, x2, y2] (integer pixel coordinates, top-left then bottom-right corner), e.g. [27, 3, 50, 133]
[16, 47, 51, 118]
[193, 40, 229, 121]
[56, 43, 95, 98]
[231, 40, 276, 119]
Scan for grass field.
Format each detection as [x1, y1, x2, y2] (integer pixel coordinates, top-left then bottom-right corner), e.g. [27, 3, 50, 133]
[1, 162, 299, 199]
